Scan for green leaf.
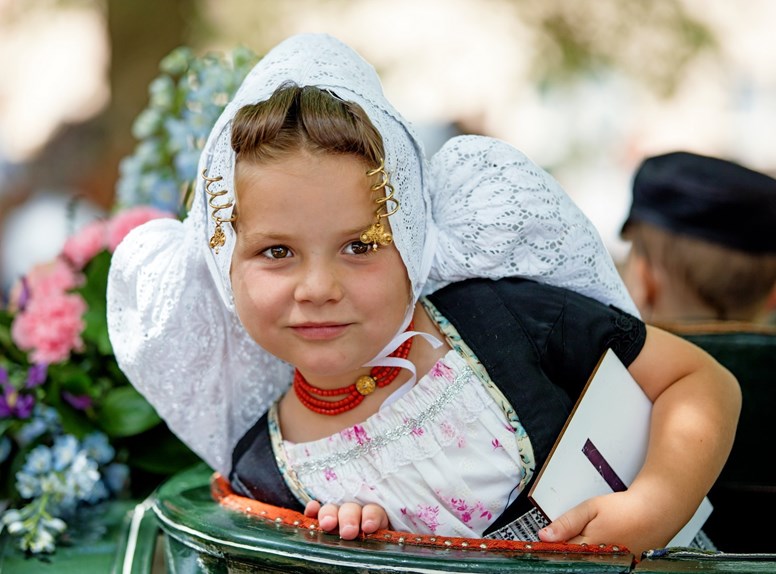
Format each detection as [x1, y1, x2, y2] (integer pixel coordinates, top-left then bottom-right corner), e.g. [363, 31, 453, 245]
[96, 387, 161, 437]
[57, 402, 97, 438]
[0, 311, 29, 365]
[126, 430, 201, 475]
[48, 364, 92, 395]
[0, 418, 13, 438]
[76, 251, 113, 355]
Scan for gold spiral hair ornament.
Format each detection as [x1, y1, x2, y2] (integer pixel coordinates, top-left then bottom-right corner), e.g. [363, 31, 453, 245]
[361, 158, 399, 251]
[202, 169, 237, 254]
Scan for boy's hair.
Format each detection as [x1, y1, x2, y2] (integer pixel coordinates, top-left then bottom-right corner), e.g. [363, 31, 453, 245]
[623, 221, 776, 320]
[231, 82, 384, 166]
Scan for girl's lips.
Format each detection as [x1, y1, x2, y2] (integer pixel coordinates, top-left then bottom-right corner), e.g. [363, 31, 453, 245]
[290, 323, 350, 340]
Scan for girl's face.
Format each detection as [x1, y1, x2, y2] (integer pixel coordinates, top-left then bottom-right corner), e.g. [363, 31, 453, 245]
[230, 149, 412, 384]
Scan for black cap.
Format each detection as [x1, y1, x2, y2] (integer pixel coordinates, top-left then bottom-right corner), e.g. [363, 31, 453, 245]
[621, 151, 776, 254]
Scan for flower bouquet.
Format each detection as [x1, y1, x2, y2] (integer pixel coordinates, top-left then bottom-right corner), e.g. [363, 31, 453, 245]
[0, 44, 259, 555]
[0, 206, 201, 553]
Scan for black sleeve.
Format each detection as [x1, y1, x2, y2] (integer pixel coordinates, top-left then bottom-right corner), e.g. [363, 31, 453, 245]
[493, 278, 646, 403]
[229, 410, 306, 511]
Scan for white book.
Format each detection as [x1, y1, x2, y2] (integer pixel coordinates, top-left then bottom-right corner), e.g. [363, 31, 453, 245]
[528, 348, 712, 547]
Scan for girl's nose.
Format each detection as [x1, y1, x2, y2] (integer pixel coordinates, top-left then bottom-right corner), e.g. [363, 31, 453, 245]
[294, 261, 344, 304]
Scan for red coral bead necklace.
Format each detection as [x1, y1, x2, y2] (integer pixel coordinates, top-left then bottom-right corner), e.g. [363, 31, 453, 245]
[293, 322, 414, 416]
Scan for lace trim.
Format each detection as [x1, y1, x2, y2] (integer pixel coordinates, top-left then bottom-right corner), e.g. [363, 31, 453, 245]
[267, 403, 313, 505]
[420, 298, 535, 490]
[291, 365, 473, 476]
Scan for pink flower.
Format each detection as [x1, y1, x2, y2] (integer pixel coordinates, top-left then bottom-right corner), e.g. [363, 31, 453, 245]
[61, 220, 109, 270]
[106, 206, 176, 252]
[11, 292, 87, 364]
[24, 259, 83, 299]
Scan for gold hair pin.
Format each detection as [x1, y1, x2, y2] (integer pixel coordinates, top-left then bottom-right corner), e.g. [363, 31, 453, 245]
[202, 169, 236, 253]
[361, 158, 399, 251]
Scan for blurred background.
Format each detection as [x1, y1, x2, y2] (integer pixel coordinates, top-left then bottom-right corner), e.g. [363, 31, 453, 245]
[2, 0, 775, 293]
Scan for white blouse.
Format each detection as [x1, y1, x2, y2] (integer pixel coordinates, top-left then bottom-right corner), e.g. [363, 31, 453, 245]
[277, 348, 532, 538]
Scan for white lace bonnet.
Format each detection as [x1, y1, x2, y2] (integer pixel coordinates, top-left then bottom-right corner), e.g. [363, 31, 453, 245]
[107, 33, 637, 475]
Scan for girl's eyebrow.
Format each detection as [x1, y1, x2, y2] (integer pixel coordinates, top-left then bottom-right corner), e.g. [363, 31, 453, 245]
[240, 231, 292, 243]
[240, 225, 369, 243]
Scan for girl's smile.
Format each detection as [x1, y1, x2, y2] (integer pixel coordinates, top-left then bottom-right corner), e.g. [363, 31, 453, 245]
[289, 322, 352, 341]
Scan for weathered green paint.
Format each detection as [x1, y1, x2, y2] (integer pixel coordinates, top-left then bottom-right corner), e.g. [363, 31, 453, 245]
[154, 464, 634, 573]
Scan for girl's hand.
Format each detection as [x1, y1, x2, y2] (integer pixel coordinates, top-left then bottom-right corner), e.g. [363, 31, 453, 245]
[304, 500, 390, 540]
[537, 490, 676, 557]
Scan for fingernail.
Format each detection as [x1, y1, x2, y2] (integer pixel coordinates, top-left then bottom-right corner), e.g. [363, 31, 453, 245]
[363, 519, 376, 532]
[320, 516, 336, 530]
[541, 526, 553, 537]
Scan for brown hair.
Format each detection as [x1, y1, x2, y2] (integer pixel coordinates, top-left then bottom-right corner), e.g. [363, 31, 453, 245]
[623, 221, 776, 320]
[231, 82, 384, 166]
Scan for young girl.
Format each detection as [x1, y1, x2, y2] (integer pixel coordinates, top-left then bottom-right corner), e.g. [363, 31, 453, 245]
[107, 34, 740, 556]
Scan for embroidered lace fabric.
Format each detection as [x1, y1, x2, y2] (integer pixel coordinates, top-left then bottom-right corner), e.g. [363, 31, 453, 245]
[106, 33, 638, 476]
[281, 351, 526, 538]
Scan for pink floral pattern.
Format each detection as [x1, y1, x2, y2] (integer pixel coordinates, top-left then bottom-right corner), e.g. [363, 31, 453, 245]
[340, 424, 370, 445]
[449, 497, 493, 524]
[323, 468, 337, 481]
[401, 504, 441, 533]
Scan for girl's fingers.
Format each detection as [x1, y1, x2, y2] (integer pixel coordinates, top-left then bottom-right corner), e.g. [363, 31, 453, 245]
[361, 503, 389, 533]
[318, 503, 340, 532]
[304, 500, 321, 518]
[337, 502, 362, 540]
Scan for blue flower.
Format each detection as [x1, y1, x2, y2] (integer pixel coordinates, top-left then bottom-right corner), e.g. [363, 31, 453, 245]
[14, 404, 60, 446]
[131, 108, 164, 140]
[174, 149, 201, 183]
[159, 46, 194, 75]
[66, 451, 101, 502]
[115, 45, 258, 210]
[15, 470, 41, 499]
[52, 434, 79, 472]
[81, 432, 115, 465]
[24, 445, 53, 475]
[103, 462, 130, 494]
[148, 75, 176, 111]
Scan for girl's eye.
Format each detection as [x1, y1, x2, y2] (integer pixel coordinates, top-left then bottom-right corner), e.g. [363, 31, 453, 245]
[345, 241, 371, 255]
[261, 246, 292, 259]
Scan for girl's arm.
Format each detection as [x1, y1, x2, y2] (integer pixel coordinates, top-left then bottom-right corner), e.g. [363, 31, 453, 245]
[539, 325, 741, 556]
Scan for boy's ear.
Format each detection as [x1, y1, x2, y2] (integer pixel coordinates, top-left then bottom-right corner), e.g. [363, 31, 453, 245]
[622, 250, 659, 318]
